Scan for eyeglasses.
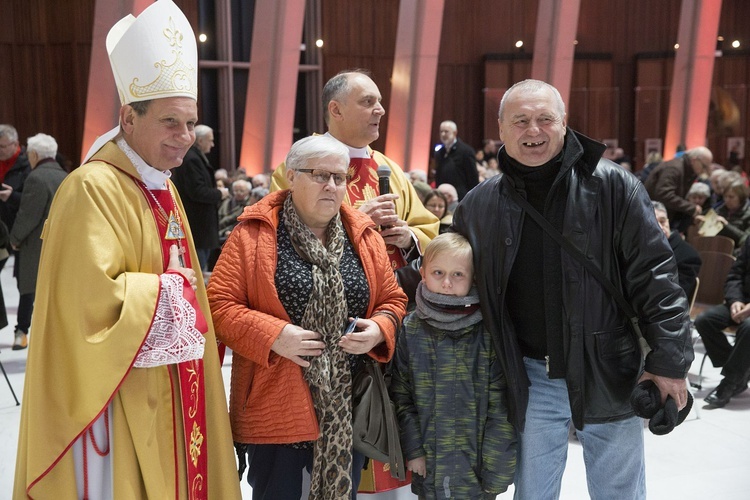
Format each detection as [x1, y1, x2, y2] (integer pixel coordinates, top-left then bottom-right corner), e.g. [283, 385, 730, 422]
[0, 141, 16, 150]
[296, 168, 351, 186]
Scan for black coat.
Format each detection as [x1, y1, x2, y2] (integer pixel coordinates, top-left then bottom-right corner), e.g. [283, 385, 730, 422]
[667, 231, 701, 300]
[434, 138, 479, 200]
[171, 145, 222, 249]
[452, 129, 693, 431]
[10, 159, 67, 294]
[0, 148, 31, 231]
[724, 236, 750, 307]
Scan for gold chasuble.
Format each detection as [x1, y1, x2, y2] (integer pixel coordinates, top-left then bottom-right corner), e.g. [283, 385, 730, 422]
[14, 141, 240, 499]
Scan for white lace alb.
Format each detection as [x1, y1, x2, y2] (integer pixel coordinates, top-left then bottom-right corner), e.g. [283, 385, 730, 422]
[134, 274, 205, 368]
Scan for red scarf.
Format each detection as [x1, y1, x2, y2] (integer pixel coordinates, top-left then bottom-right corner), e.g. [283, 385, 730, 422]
[0, 146, 21, 183]
[137, 182, 210, 500]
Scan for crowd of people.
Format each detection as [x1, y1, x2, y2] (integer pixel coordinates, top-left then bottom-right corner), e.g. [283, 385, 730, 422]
[6, 1, 748, 499]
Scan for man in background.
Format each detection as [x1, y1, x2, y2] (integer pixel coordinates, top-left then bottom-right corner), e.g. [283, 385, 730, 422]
[9, 133, 67, 350]
[0, 125, 31, 235]
[0, 124, 31, 347]
[433, 120, 479, 200]
[694, 236, 750, 408]
[171, 124, 229, 271]
[645, 146, 713, 234]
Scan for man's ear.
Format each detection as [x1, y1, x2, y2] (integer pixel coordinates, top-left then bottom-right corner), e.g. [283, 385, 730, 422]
[120, 105, 136, 134]
[328, 100, 343, 121]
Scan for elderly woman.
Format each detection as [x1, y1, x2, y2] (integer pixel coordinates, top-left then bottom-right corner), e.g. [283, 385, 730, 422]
[715, 180, 750, 250]
[208, 135, 407, 499]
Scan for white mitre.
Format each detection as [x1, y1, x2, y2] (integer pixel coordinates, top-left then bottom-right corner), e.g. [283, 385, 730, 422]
[108, 0, 197, 104]
[84, 0, 198, 161]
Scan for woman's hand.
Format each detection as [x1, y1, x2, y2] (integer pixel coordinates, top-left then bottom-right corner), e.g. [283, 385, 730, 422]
[407, 457, 426, 477]
[271, 324, 325, 367]
[338, 317, 385, 355]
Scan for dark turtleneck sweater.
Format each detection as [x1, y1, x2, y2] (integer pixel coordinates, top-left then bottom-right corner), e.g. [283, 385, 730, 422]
[501, 146, 568, 378]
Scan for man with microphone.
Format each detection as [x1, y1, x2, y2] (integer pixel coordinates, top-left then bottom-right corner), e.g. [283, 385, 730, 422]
[272, 70, 438, 269]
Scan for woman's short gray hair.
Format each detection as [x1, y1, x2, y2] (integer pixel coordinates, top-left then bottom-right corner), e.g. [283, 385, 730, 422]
[26, 133, 58, 160]
[686, 182, 710, 198]
[286, 135, 350, 172]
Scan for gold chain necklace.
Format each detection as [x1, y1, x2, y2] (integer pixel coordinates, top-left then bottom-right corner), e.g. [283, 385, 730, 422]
[140, 182, 187, 266]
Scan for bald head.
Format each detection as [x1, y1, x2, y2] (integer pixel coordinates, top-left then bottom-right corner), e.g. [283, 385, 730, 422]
[685, 146, 713, 176]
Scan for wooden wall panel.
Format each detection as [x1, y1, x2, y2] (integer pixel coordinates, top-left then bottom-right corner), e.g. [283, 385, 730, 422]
[320, 0, 399, 152]
[481, 58, 532, 141]
[635, 54, 750, 170]
[3, 0, 750, 173]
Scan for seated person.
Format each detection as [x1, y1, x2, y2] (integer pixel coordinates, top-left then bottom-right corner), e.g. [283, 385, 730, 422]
[422, 190, 452, 234]
[653, 202, 701, 300]
[694, 236, 750, 408]
[411, 180, 433, 204]
[436, 183, 459, 213]
[713, 181, 750, 251]
[686, 182, 711, 215]
[696, 181, 750, 252]
[218, 180, 262, 240]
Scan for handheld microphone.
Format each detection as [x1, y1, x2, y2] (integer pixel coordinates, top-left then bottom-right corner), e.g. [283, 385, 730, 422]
[376, 165, 392, 230]
[377, 165, 391, 195]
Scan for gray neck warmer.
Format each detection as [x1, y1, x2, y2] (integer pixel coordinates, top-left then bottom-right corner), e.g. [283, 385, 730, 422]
[415, 282, 483, 332]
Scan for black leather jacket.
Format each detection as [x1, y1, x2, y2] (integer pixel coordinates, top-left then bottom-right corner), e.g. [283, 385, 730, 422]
[452, 129, 693, 431]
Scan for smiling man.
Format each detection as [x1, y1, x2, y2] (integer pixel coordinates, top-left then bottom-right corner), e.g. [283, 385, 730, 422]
[14, 1, 240, 498]
[452, 79, 693, 499]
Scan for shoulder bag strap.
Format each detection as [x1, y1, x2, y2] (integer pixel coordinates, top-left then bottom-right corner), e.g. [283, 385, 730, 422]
[503, 176, 642, 339]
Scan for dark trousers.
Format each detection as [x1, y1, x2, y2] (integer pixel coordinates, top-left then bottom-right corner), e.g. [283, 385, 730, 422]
[196, 248, 211, 272]
[694, 304, 750, 382]
[16, 292, 34, 334]
[241, 443, 366, 500]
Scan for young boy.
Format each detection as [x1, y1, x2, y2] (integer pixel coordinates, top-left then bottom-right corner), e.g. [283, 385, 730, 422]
[389, 233, 516, 499]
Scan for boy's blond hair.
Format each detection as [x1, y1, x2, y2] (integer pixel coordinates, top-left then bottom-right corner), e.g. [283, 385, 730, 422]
[421, 233, 474, 275]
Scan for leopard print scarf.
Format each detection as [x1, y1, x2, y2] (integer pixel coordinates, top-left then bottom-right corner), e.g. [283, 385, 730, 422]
[283, 195, 352, 499]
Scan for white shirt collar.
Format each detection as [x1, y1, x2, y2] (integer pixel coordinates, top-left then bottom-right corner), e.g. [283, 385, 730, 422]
[324, 132, 370, 159]
[116, 137, 172, 190]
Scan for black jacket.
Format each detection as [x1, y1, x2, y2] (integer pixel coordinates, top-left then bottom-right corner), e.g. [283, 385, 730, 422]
[171, 145, 222, 249]
[0, 148, 31, 231]
[724, 236, 750, 307]
[668, 231, 701, 300]
[452, 129, 693, 431]
[434, 138, 479, 200]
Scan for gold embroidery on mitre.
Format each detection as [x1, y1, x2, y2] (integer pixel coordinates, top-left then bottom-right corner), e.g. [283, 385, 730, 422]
[189, 421, 204, 466]
[128, 16, 196, 100]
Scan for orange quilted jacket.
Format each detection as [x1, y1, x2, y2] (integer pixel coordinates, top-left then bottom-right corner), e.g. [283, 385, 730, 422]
[208, 190, 407, 444]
